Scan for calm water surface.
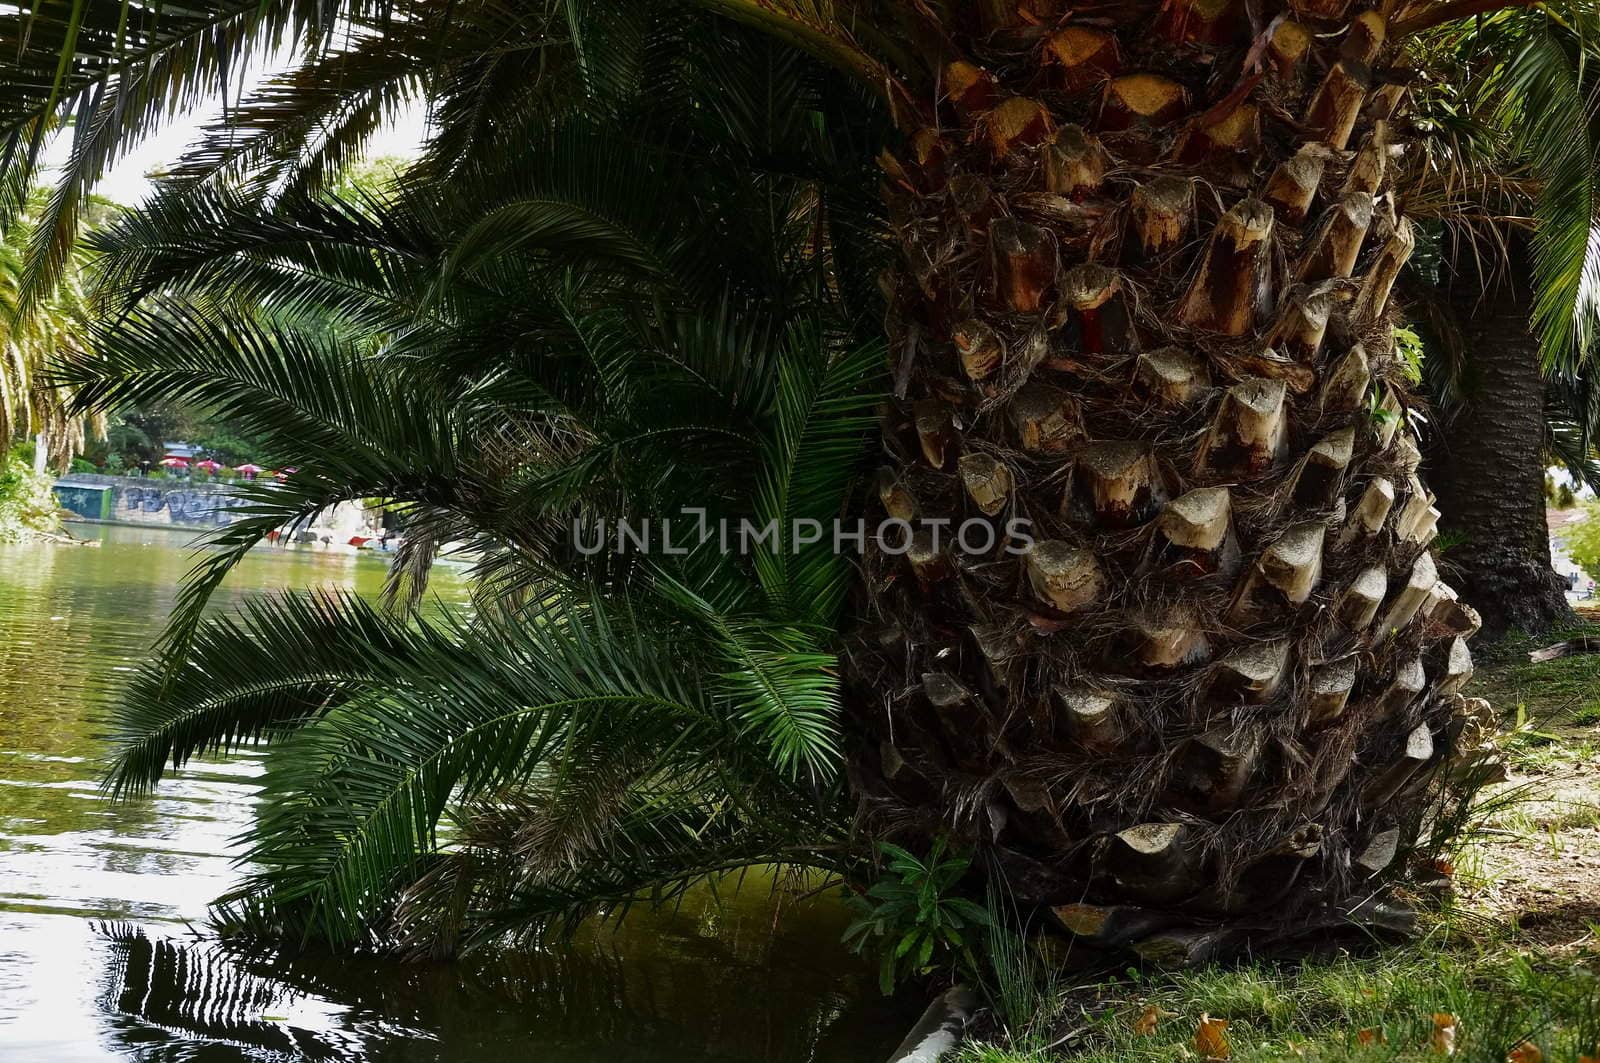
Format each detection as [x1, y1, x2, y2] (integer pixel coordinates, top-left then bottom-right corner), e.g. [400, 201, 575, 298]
[0, 524, 907, 1061]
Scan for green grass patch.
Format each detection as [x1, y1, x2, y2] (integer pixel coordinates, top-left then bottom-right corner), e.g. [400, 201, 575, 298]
[1472, 624, 1600, 732]
[960, 942, 1600, 1062]
[1491, 797, 1600, 836]
[1463, 621, 1600, 776]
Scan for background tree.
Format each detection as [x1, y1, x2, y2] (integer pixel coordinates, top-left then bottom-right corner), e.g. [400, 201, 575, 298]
[1561, 502, 1600, 584]
[1396, 13, 1600, 637]
[76, 402, 276, 469]
[1, 190, 103, 469]
[1427, 238, 1576, 635]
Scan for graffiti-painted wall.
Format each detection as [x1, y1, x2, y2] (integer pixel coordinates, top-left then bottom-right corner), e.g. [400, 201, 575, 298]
[54, 475, 252, 530]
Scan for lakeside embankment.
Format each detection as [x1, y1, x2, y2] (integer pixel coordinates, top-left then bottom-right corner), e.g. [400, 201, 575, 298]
[51, 474, 381, 542]
[51, 472, 249, 530]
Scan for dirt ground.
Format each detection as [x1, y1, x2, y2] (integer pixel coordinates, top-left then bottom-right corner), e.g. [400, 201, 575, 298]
[1460, 611, 1600, 954]
[1471, 781, 1600, 952]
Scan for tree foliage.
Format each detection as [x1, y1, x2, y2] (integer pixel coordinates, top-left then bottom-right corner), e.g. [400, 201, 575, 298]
[57, 8, 894, 952]
[1, 190, 105, 462]
[0, 445, 60, 541]
[1561, 503, 1600, 582]
[1406, 5, 1600, 371]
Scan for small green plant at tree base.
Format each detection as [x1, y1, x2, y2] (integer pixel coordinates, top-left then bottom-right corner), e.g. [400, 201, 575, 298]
[1433, 528, 1470, 555]
[843, 838, 990, 994]
[1392, 325, 1426, 385]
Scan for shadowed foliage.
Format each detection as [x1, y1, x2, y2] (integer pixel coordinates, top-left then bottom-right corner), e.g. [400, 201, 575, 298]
[56, 9, 894, 953]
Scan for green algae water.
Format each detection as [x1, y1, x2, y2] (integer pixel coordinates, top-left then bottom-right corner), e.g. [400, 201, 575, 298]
[0, 524, 907, 1061]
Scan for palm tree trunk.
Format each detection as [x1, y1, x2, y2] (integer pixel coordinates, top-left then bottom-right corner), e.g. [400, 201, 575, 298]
[846, 0, 1495, 958]
[1429, 239, 1574, 639]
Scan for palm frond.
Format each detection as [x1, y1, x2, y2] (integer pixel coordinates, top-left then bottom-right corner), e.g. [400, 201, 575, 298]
[1424, 8, 1600, 371]
[103, 590, 424, 794]
[687, 0, 914, 116]
[68, 0, 894, 955]
[1545, 373, 1600, 492]
[0, 188, 97, 458]
[655, 576, 843, 781]
[0, 0, 396, 305]
[751, 325, 883, 624]
[54, 297, 487, 641]
[1492, 21, 1600, 372]
[113, 589, 806, 946]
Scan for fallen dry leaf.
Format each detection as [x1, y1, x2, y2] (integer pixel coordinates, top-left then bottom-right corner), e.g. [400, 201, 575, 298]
[1194, 1014, 1231, 1060]
[1432, 1013, 1459, 1055]
[1357, 1028, 1387, 1046]
[1507, 1042, 1542, 1063]
[1132, 1005, 1161, 1036]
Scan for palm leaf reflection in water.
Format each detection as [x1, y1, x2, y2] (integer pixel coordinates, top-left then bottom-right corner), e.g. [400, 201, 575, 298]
[92, 918, 909, 1061]
[96, 924, 369, 1060]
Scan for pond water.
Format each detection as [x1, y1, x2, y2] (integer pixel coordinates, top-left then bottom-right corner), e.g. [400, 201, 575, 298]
[0, 524, 910, 1061]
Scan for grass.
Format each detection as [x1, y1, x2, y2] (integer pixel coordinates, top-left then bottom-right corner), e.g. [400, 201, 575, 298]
[959, 618, 1600, 1062]
[1471, 620, 1600, 743]
[958, 945, 1600, 1061]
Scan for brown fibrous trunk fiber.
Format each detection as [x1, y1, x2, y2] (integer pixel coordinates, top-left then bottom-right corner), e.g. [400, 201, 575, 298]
[848, 0, 1503, 964]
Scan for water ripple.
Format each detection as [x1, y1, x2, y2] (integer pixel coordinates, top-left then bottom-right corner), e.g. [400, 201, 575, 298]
[0, 525, 906, 1061]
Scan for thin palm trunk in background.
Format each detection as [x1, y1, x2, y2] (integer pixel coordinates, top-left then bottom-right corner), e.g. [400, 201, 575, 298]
[1429, 237, 1575, 638]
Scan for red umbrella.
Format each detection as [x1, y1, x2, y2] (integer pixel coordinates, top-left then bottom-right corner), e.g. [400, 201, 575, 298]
[160, 455, 190, 468]
[195, 459, 224, 472]
[235, 463, 264, 477]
